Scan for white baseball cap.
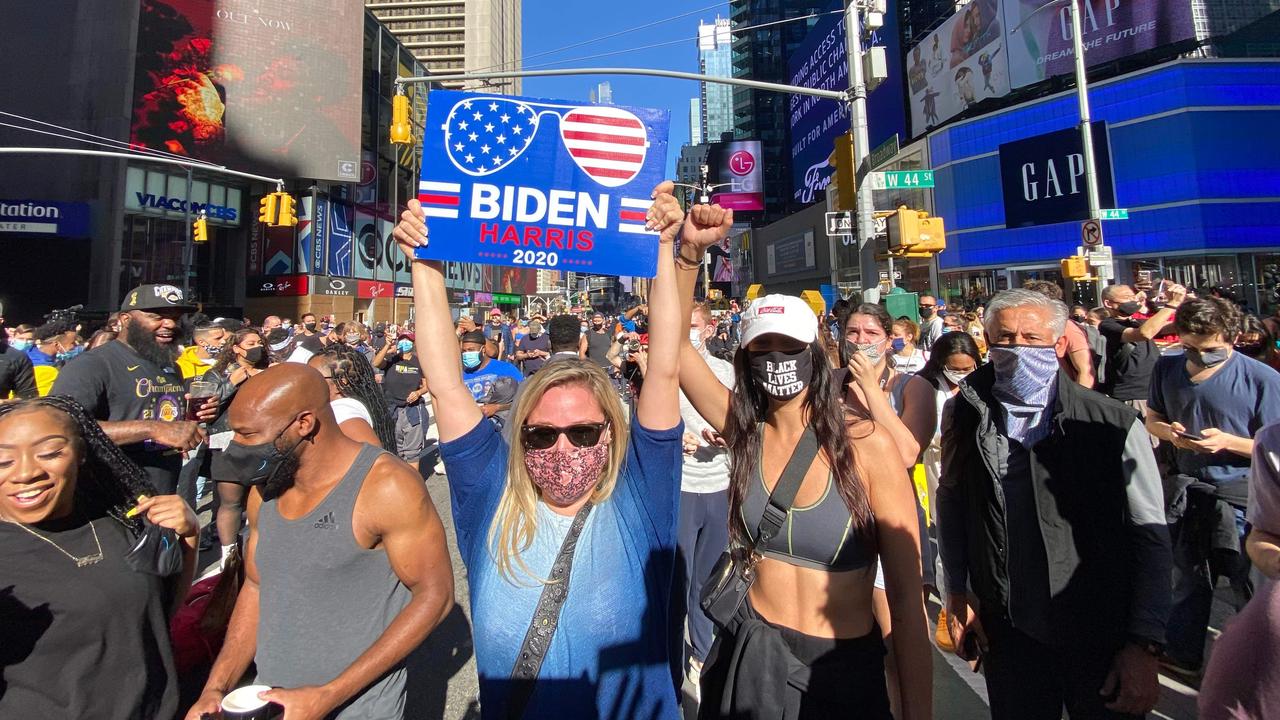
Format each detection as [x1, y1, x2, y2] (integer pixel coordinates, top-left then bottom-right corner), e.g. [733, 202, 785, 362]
[739, 294, 819, 347]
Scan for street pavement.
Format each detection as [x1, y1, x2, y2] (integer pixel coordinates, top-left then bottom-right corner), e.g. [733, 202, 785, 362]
[192, 411, 1225, 719]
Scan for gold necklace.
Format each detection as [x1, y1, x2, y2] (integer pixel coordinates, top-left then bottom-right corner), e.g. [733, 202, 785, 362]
[12, 518, 104, 567]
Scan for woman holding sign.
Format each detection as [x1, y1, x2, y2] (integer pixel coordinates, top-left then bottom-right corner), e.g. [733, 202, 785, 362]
[393, 182, 688, 719]
[669, 211, 932, 718]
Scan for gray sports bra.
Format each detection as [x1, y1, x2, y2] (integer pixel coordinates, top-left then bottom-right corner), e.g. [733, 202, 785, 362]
[740, 442, 876, 572]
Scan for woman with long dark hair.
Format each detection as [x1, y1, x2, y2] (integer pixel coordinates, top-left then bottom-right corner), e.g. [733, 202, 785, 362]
[308, 343, 395, 449]
[202, 328, 269, 558]
[674, 232, 931, 716]
[0, 395, 198, 719]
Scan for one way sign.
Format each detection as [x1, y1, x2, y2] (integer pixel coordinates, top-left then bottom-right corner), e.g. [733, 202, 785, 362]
[825, 211, 853, 236]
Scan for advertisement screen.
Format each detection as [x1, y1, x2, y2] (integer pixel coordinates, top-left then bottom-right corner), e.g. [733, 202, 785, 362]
[907, 0, 1009, 135]
[1003, 0, 1195, 88]
[130, 0, 363, 182]
[708, 140, 764, 212]
[788, 8, 906, 206]
[998, 122, 1116, 228]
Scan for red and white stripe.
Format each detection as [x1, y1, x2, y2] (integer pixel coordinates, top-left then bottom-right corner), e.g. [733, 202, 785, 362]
[617, 198, 656, 235]
[417, 180, 461, 219]
[560, 107, 648, 188]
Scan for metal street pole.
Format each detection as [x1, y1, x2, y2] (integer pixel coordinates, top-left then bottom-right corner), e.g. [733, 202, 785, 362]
[1068, 0, 1107, 302]
[183, 167, 193, 300]
[844, 2, 879, 297]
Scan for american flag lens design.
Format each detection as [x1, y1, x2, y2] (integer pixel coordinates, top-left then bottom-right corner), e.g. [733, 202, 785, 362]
[442, 97, 649, 188]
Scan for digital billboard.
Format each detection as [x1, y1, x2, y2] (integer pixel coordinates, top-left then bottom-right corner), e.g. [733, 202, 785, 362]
[788, 8, 906, 205]
[130, 0, 363, 182]
[907, 0, 1009, 135]
[1003, 0, 1195, 89]
[708, 140, 765, 212]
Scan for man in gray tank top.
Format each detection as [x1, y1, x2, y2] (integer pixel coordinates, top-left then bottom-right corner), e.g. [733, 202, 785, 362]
[186, 364, 455, 720]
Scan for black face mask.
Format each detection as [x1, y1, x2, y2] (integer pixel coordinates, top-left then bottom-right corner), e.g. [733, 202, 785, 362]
[304, 322, 317, 332]
[1235, 342, 1265, 356]
[1116, 301, 1142, 316]
[243, 346, 266, 367]
[748, 348, 813, 400]
[211, 421, 307, 499]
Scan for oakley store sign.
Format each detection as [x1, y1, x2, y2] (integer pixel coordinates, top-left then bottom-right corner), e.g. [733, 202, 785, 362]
[125, 167, 243, 226]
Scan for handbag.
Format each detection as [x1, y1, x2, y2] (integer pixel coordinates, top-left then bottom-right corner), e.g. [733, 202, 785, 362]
[124, 519, 186, 577]
[700, 428, 819, 629]
[506, 501, 593, 719]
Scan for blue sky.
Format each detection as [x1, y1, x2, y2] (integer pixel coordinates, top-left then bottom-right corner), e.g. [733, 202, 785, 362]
[521, 1, 731, 177]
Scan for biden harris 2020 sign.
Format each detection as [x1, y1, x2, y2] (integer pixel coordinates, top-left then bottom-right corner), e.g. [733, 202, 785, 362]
[415, 90, 671, 278]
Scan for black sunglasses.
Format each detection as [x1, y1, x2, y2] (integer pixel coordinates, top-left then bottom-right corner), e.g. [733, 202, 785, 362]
[521, 422, 609, 450]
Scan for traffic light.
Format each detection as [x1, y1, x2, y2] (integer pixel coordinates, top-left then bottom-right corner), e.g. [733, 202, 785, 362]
[192, 216, 209, 243]
[390, 93, 412, 145]
[886, 206, 946, 254]
[1061, 255, 1090, 280]
[276, 192, 298, 226]
[258, 193, 278, 225]
[830, 132, 856, 212]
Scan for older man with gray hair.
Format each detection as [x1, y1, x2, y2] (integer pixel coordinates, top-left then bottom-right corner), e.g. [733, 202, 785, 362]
[938, 288, 1172, 720]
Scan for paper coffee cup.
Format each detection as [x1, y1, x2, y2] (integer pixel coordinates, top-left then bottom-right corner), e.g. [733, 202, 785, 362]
[220, 685, 281, 720]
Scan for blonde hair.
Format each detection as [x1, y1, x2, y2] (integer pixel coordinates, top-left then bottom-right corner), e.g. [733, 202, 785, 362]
[488, 359, 629, 585]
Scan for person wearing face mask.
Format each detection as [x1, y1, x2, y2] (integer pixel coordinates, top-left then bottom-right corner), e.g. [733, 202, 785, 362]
[459, 330, 523, 422]
[391, 181, 686, 719]
[27, 320, 80, 396]
[378, 332, 431, 471]
[0, 302, 37, 401]
[918, 295, 945, 350]
[585, 311, 614, 369]
[939, 288, 1171, 719]
[889, 317, 927, 374]
[675, 280, 931, 709]
[186, 364, 455, 720]
[1235, 314, 1280, 372]
[176, 322, 228, 380]
[1145, 296, 1280, 678]
[913, 331, 983, 647]
[514, 318, 552, 376]
[1098, 283, 1182, 412]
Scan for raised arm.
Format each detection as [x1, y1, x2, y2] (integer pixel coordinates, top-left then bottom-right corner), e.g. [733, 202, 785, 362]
[392, 199, 484, 442]
[634, 182, 683, 431]
[670, 202, 735, 433]
[1120, 285, 1184, 343]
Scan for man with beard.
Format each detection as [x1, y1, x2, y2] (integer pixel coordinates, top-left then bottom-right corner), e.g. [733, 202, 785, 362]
[51, 284, 209, 494]
[0, 300, 36, 402]
[187, 364, 455, 720]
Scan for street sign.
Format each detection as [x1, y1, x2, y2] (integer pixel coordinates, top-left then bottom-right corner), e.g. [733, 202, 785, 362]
[869, 170, 935, 190]
[873, 214, 888, 235]
[825, 210, 853, 236]
[1081, 218, 1103, 247]
[1099, 208, 1129, 220]
[1087, 245, 1112, 267]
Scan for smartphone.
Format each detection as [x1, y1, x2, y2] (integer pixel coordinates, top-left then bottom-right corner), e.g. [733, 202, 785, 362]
[960, 631, 984, 668]
[1175, 428, 1204, 441]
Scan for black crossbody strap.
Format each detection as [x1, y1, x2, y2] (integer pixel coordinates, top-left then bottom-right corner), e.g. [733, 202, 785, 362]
[752, 428, 820, 549]
[507, 501, 594, 719]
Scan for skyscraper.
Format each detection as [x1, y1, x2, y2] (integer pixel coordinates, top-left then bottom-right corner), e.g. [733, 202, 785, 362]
[729, 0, 841, 217]
[698, 18, 735, 143]
[365, 0, 522, 92]
[590, 81, 613, 105]
[690, 98, 704, 146]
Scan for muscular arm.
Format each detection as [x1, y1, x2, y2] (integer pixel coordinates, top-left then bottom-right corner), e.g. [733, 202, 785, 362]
[1120, 306, 1177, 344]
[858, 426, 932, 720]
[394, 199, 484, 442]
[323, 459, 455, 708]
[98, 420, 169, 446]
[1067, 345, 1095, 388]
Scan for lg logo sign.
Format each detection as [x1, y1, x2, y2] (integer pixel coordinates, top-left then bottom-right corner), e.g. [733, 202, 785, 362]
[729, 150, 756, 176]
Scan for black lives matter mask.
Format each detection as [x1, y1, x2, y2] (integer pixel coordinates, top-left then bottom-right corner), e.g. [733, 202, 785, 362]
[749, 349, 813, 400]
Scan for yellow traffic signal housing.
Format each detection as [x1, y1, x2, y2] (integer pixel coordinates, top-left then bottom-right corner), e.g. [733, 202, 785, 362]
[886, 206, 946, 254]
[800, 290, 826, 318]
[830, 132, 856, 212]
[745, 283, 764, 302]
[258, 193, 278, 225]
[192, 217, 209, 243]
[1061, 256, 1089, 280]
[276, 192, 298, 227]
[390, 94, 412, 145]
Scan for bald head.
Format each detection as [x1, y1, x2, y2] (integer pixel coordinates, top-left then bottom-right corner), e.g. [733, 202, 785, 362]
[230, 363, 332, 431]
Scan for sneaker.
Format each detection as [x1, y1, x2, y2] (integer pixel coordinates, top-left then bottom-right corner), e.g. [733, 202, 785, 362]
[935, 607, 955, 652]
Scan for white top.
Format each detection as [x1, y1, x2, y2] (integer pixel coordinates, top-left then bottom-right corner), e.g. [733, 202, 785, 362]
[331, 397, 373, 426]
[678, 350, 736, 494]
[891, 348, 928, 374]
[286, 345, 315, 364]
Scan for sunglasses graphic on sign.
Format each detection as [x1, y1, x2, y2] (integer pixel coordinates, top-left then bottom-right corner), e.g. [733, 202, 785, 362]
[441, 97, 650, 188]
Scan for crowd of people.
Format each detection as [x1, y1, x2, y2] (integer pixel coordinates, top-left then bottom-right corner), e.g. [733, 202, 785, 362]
[3, 181, 1280, 720]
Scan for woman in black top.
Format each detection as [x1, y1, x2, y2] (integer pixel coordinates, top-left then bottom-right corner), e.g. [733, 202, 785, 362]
[0, 395, 198, 719]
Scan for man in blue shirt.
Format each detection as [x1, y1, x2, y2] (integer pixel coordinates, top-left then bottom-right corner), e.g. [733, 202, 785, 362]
[1146, 296, 1280, 674]
[461, 330, 522, 420]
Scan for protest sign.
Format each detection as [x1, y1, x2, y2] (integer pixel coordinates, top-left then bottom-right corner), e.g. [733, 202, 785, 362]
[415, 90, 670, 277]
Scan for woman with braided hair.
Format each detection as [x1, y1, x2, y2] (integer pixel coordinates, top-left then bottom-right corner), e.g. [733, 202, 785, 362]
[0, 395, 198, 719]
[308, 342, 396, 449]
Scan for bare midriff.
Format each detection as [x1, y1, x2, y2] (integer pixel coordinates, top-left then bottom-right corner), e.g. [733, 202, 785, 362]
[748, 558, 877, 638]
